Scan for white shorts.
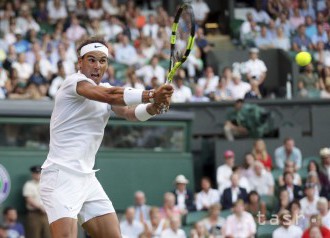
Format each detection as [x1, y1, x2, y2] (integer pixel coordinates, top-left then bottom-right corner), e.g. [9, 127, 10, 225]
[40, 165, 115, 224]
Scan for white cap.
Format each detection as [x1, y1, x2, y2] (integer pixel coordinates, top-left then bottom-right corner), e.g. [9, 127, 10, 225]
[174, 175, 189, 184]
[320, 147, 330, 157]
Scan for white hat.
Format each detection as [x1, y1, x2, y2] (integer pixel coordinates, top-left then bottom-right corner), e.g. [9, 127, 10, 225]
[320, 147, 330, 157]
[249, 47, 259, 53]
[174, 175, 189, 184]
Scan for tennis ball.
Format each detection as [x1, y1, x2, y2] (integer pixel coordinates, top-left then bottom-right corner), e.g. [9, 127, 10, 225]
[295, 51, 312, 66]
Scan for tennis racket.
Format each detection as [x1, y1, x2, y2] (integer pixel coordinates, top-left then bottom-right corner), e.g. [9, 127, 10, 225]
[160, 2, 195, 112]
[167, 2, 195, 83]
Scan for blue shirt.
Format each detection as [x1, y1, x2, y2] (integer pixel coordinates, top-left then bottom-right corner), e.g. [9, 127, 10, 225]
[306, 25, 317, 39]
[7, 222, 25, 238]
[274, 146, 302, 169]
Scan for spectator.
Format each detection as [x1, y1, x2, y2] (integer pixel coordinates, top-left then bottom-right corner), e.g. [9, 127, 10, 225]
[274, 189, 290, 214]
[251, 2, 271, 24]
[242, 153, 255, 178]
[311, 24, 328, 47]
[273, 27, 290, 51]
[172, 174, 195, 213]
[301, 214, 330, 238]
[143, 207, 166, 237]
[48, 61, 66, 99]
[216, 150, 235, 192]
[0, 62, 10, 99]
[240, 12, 260, 48]
[47, 0, 68, 24]
[254, 25, 274, 49]
[120, 207, 144, 238]
[123, 68, 145, 90]
[289, 7, 305, 31]
[134, 191, 150, 222]
[245, 190, 267, 223]
[298, 63, 321, 98]
[66, 15, 87, 42]
[300, 183, 318, 220]
[275, 11, 291, 37]
[191, 0, 210, 26]
[224, 200, 256, 238]
[195, 28, 212, 67]
[201, 204, 225, 236]
[142, 15, 159, 40]
[0, 225, 8, 238]
[245, 48, 267, 96]
[251, 139, 272, 170]
[305, 16, 317, 40]
[171, 75, 192, 103]
[212, 78, 232, 101]
[248, 161, 275, 196]
[22, 165, 50, 238]
[320, 66, 330, 98]
[114, 35, 138, 66]
[299, 0, 315, 19]
[2, 206, 25, 238]
[272, 210, 303, 238]
[317, 197, 330, 229]
[306, 171, 322, 199]
[227, 72, 251, 100]
[274, 137, 302, 170]
[292, 24, 313, 52]
[190, 221, 210, 238]
[104, 16, 124, 41]
[267, 0, 284, 19]
[11, 52, 33, 88]
[87, 0, 104, 20]
[159, 192, 181, 220]
[280, 172, 304, 202]
[244, 79, 262, 99]
[307, 226, 323, 238]
[160, 215, 186, 238]
[278, 160, 302, 186]
[268, 19, 278, 39]
[195, 177, 220, 211]
[197, 66, 219, 96]
[319, 147, 330, 181]
[13, 30, 30, 54]
[189, 86, 210, 102]
[221, 173, 248, 210]
[289, 200, 309, 231]
[135, 56, 165, 87]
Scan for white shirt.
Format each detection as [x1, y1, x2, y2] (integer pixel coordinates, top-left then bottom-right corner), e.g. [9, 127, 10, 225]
[248, 170, 274, 195]
[251, 9, 271, 24]
[231, 187, 240, 203]
[142, 24, 159, 40]
[225, 212, 256, 238]
[42, 73, 111, 173]
[120, 220, 144, 238]
[321, 211, 330, 229]
[244, 59, 267, 80]
[172, 84, 192, 103]
[47, 1, 68, 23]
[299, 197, 318, 219]
[195, 188, 220, 211]
[219, 177, 251, 196]
[176, 190, 186, 211]
[191, 0, 210, 22]
[216, 164, 232, 191]
[161, 228, 186, 238]
[272, 225, 303, 238]
[135, 65, 165, 86]
[227, 81, 251, 99]
[198, 75, 219, 95]
[11, 62, 33, 83]
[22, 180, 43, 211]
[48, 75, 65, 98]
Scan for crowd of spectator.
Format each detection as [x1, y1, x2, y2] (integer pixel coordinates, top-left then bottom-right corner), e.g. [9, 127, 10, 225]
[239, 0, 330, 99]
[2, 139, 330, 238]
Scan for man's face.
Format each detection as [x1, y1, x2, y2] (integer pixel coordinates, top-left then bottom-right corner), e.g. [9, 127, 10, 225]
[5, 209, 17, 224]
[135, 193, 145, 206]
[176, 183, 186, 192]
[284, 139, 294, 152]
[78, 51, 108, 84]
[201, 179, 210, 190]
[32, 172, 41, 182]
[125, 208, 135, 222]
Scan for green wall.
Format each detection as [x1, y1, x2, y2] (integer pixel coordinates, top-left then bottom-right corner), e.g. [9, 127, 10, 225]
[0, 149, 194, 212]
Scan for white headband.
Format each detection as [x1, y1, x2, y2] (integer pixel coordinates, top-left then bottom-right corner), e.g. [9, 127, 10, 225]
[80, 43, 109, 57]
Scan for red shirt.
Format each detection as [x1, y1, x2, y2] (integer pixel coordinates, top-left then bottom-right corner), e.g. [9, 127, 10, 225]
[302, 226, 330, 238]
[255, 153, 272, 170]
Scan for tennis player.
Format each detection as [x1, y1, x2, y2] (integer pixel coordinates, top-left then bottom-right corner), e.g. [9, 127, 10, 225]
[39, 37, 173, 238]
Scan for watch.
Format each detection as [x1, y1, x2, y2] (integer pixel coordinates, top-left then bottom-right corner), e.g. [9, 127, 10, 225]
[148, 90, 155, 103]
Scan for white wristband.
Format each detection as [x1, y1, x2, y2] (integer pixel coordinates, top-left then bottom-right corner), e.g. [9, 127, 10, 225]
[123, 88, 143, 106]
[135, 103, 154, 121]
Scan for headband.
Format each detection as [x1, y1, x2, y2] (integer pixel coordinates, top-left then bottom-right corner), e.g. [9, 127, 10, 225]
[80, 43, 109, 57]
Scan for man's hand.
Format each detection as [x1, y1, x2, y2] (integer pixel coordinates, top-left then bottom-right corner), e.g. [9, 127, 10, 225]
[153, 84, 174, 105]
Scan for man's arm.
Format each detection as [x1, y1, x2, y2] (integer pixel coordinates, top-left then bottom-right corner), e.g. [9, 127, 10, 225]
[76, 81, 173, 106]
[111, 103, 163, 121]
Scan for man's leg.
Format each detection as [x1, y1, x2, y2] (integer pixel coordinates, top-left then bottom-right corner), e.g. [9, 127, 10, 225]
[82, 213, 121, 238]
[50, 218, 78, 238]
